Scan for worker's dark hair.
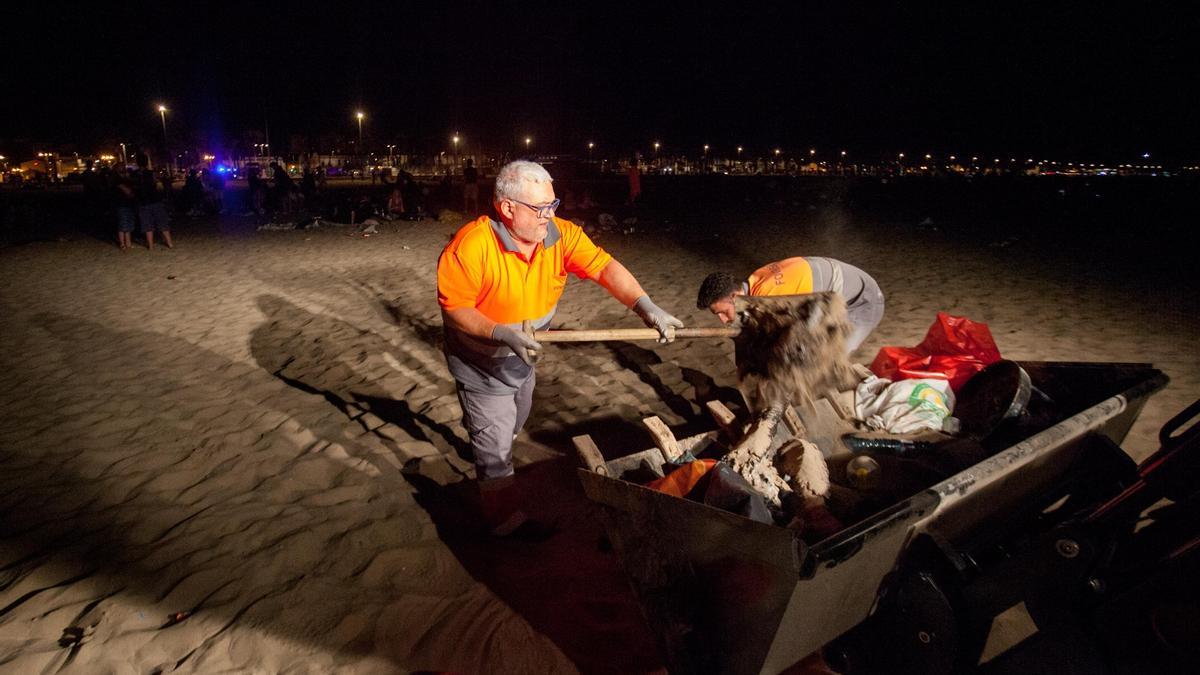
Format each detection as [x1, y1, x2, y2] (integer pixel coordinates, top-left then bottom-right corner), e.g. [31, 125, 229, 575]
[696, 271, 741, 309]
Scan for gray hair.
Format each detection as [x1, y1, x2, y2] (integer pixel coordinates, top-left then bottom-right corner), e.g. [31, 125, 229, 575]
[494, 160, 553, 203]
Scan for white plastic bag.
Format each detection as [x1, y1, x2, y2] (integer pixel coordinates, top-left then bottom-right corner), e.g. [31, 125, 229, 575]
[854, 375, 955, 434]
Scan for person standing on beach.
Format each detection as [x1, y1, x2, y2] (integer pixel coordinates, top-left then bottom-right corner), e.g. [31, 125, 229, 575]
[133, 152, 173, 250]
[697, 257, 884, 353]
[437, 160, 683, 539]
[462, 158, 479, 214]
[112, 164, 137, 250]
[626, 158, 641, 206]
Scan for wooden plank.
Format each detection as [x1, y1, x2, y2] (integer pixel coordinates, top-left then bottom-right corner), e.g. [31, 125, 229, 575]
[642, 416, 683, 462]
[796, 398, 856, 458]
[705, 400, 738, 437]
[535, 327, 739, 342]
[783, 406, 807, 438]
[572, 434, 610, 476]
[824, 389, 856, 421]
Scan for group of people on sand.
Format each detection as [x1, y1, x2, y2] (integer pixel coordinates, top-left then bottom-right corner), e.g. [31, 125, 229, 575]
[436, 159, 884, 540]
[110, 152, 174, 251]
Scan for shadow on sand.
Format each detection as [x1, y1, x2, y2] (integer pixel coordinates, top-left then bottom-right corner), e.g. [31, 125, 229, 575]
[250, 294, 669, 673]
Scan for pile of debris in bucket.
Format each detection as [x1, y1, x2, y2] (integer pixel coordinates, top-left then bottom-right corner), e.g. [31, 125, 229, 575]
[627, 302, 1037, 543]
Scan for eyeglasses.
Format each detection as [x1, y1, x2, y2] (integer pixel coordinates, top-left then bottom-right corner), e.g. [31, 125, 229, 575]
[510, 198, 560, 219]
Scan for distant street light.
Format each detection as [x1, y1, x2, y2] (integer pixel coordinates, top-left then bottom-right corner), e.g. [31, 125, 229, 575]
[356, 111, 365, 147]
[737, 146, 743, 155]
[810, 148, 816, 157]
[653, 141, 660, 155]
[156, 104, 172, 176]
[703, 144, 709, 155]
[588, 141, 594, 160]
[525, 136, 532, 151]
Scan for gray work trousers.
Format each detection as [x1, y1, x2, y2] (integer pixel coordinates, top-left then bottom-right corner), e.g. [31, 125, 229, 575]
[846, 277, 885, 353]
[455, 369, 536, 481]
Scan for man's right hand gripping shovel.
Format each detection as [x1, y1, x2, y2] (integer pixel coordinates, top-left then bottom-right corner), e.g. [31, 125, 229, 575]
[493, 323, 541, 366]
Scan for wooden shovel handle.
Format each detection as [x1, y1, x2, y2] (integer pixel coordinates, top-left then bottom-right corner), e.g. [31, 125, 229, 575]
[533, 327, 739, 342]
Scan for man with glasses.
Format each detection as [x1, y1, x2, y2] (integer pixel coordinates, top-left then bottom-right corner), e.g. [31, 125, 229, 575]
[438, 160, 682, 539]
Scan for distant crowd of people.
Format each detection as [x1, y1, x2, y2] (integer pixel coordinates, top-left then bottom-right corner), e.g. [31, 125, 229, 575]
[67, 155, 634, 251]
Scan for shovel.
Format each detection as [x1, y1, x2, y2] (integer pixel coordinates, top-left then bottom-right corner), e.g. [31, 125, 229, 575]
[517, 290, 844, 360]
[520, 321, 739, 362]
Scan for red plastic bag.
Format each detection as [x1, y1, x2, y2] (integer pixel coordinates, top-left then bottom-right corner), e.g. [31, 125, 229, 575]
[870, 312, 1002, 392]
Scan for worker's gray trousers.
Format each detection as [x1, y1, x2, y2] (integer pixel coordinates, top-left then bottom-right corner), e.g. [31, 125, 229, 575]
[846, 277, 886, 354]
[455, 369, 536, 481]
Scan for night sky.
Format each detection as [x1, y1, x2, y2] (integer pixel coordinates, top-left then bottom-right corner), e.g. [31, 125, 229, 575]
[4, 2, 1197, 161]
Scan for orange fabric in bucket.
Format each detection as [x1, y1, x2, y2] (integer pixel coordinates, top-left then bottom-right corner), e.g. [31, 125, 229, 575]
[646, 459, 718, 498]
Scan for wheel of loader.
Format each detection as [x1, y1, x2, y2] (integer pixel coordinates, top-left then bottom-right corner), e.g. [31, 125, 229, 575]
[825, 568, 990, 675]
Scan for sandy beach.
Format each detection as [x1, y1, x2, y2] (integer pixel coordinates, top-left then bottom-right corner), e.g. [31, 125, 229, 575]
[2, 179, 1197, 674]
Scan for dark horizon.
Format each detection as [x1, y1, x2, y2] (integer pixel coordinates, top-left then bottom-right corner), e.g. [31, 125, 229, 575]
[4, 3, 1197, 163]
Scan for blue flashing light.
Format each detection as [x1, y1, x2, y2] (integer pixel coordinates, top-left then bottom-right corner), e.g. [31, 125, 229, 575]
[216, 165, 230, 173]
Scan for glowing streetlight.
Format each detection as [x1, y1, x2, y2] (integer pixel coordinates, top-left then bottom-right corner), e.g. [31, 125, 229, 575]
[737, 146, 743, 155]
[809, 148, 816, 157]
[840, 150, 846, 157]
[703, 144, 710, 155]
[774, 148, 781, 156]
[587, 141, 594, 160]
[452, 133, 460, 151]
[524, 136, 532, 152]
[156, 104, 171, 175]
[925, 153, 932, 160]
[355, 111, 365, 147]
[898, 153, 904, 159]
[653, 141, 660, 155]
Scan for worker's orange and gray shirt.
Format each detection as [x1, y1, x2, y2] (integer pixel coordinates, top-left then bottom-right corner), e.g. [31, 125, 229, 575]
[747, 256, 885, 350]
[438, 215, 613, 393]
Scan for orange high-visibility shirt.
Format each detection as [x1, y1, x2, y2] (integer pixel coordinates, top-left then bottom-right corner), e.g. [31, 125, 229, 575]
[747, 257, 814, 296]
[437, 215, 613, 325]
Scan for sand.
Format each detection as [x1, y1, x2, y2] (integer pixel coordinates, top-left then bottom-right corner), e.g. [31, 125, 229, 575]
[1, 200, 1197, 674]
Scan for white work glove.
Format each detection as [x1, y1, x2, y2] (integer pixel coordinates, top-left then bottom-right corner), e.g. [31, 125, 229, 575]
[633, 295, 684, 343]
[492, 324, 541, 366]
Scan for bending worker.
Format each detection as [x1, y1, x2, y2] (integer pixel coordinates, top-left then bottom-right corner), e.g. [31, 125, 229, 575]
[697, 257, 885, 353]
[437, 160, 682, 538]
